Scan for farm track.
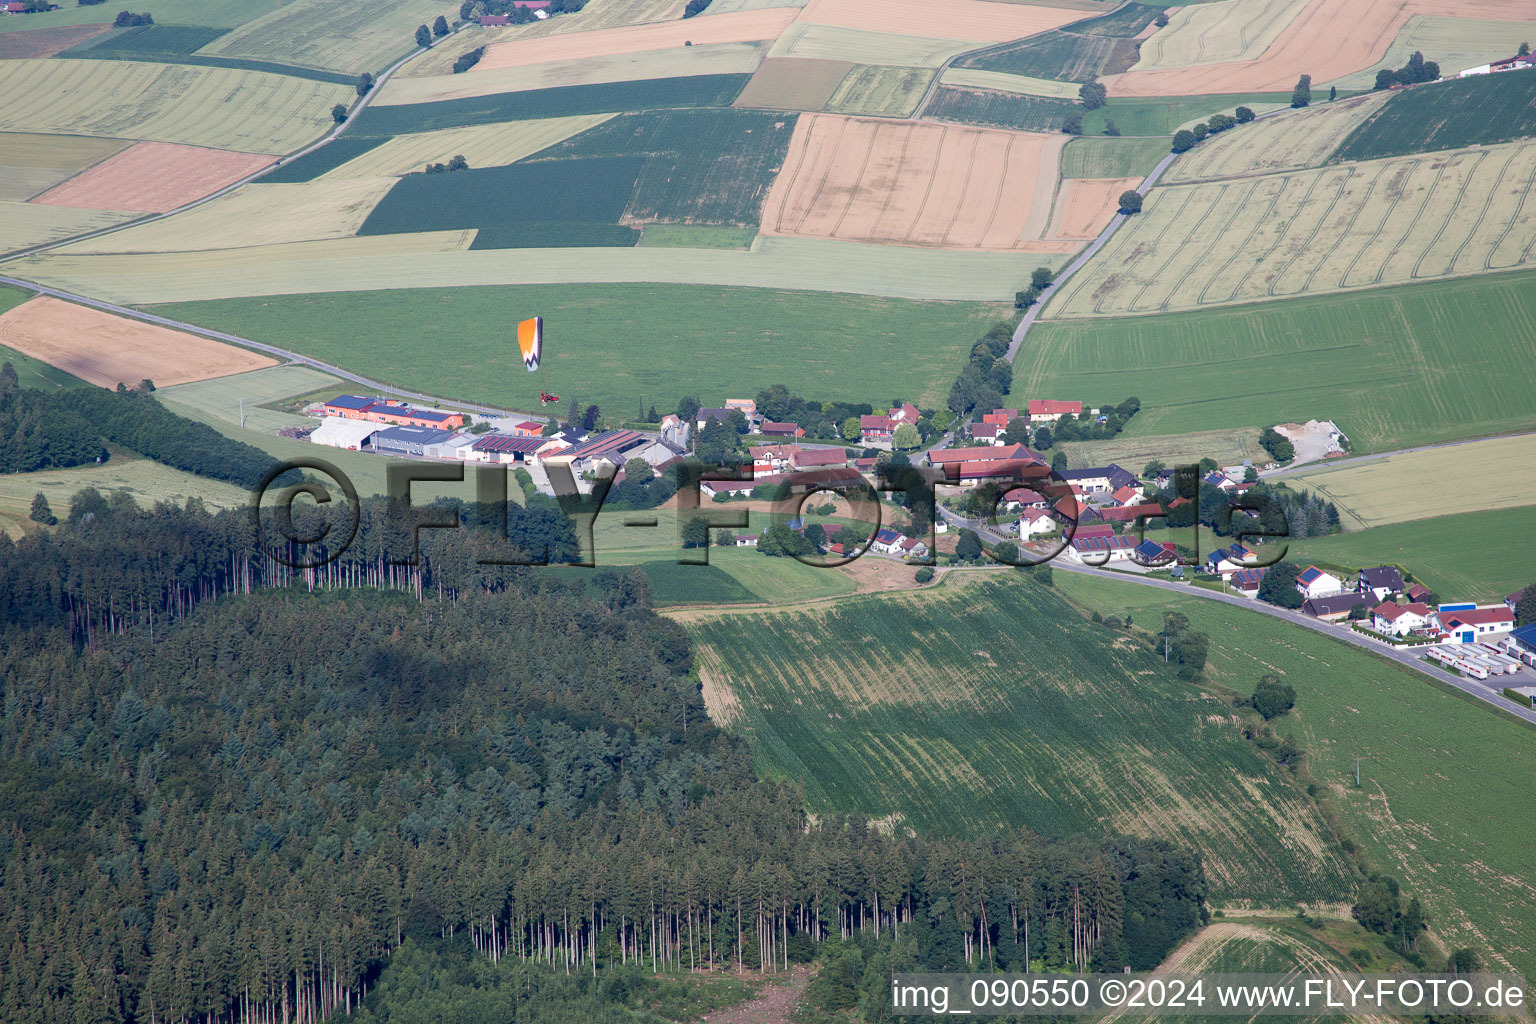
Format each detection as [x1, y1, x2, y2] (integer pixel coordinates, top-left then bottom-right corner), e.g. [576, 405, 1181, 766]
[1267, 167, 1351, 298]
[1422, 147, 1501, 280]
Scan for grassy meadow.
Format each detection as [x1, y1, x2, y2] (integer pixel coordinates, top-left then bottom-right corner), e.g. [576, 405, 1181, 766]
[150, 284, 1011, 416]
[1056, 571, 1536, 976]
[1018, 270, 1536, 453]
[688, 572, 1356, 905]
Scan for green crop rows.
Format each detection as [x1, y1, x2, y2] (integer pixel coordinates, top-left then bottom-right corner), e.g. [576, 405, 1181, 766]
[1333, 71, 1536, 161]
[687, 574, 1355, 904]
[954, 3, 1161, 83]
[260, 137, 390, 182]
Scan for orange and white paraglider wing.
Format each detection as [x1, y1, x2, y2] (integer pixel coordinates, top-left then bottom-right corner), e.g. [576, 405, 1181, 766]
[517, 316, 543, 372]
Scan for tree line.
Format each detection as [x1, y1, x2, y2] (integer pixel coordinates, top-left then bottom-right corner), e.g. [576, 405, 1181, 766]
[0, 501, 1209, 1023]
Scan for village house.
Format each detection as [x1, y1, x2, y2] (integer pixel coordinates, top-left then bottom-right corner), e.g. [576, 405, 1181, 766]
[1101, 502, 1165, 524]
[659, 413, 690, 449]
[506, 420, 543, 438]
[1230, 567, 1267, 598]
[860, 414, 893, 443]
[1028, 399, 1082, 424]
[466, 433, 557, 464]
[898, 536, 929, 559]
[1302, 594, 1366, 621]
[1372, 601, 1438, 637]
[871, 528, 905, 555]
[1296, 565, 1344, 599]
[925, 443, 1044, 482]
[1070, 533, 1137, 563]
[750, 444, 794, 475]
[1405, 582, 1433, 603]
[760, 421, 804, 438]
[981, 407, 1020, 427]
[972, 422, 1002, 445]
[696, 407, 733, 430]
[1357, 566, 1405, 603]
[724, 399, 758, 427]
[1207, 543, 1258, 577]
[1439, 606, 1514, 644]
[788, 447, 847, 471]
[1058, 464, 1137, 494]
[1132, 538, 1175, 566]
[889, 402, 921, 424]
[1107, 484, 1144, 507]
[1017, 508, 1058, 540]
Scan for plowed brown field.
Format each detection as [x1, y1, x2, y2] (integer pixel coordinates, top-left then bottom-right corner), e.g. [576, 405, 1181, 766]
[1107, 0, 1534, 96]
[478, 7, 798, 69]
[759, 113, 1068, 250]
[0, 296, 276, 388]
[31, 141, 271, 214]
[0, 22, 111, 59]
[796, 0, 1083, 41]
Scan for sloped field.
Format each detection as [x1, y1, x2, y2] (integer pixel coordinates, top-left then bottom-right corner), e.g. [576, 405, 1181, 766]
[1163, 93, 1389, 183]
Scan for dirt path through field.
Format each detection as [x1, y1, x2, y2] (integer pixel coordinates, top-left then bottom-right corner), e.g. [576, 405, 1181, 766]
[703, 966, 813, 1024]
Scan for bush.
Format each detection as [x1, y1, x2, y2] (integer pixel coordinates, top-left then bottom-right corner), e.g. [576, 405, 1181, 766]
[1171, 128, 1196, 152]
[1258, 426, 1294, 462]
[1235, 105, 1255, 123]
[1192, 122, 1209, 141]
[1078, 81, 1107, 110]
[1252, 675, 1296, 719]
[915, 567, 934, 584]
[452, 46, 485, 73]
[1291, 73, 1311, 108]
[683, 0, 711, 15]
[331, 103, 348, 123]
[1117, 189, 1143, 214]
[1103, 118, 1119, 136]
[1061, 111, 1083, 135]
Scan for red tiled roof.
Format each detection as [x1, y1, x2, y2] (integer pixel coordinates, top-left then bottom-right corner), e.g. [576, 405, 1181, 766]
[1028, 399, 1081, 416]
[928, 443, 1040, 464]
[1101, 503, 1165, 522]
[1442, 608, 1513, 628]
[791, 448, 846, 468]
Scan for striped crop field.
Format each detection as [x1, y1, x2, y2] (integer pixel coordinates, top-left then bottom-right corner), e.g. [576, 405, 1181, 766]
[1131, 0, 1305, 72]
[1162, 93, 1389, 183]
[1048, 139, 1536, 318]
[1055, 571, 1536, 978]
[0, 59, 351, 153]
[317, 116, 614, 178]
[687, 573, 1356, 905]
[822, 65, 935, 117]
[197, 0, 458, 74]
[767, 22, 974, 67]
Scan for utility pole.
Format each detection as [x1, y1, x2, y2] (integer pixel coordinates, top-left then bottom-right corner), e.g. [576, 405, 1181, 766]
[239, 398, 245, 427]
[1354, 755, 1368, 788]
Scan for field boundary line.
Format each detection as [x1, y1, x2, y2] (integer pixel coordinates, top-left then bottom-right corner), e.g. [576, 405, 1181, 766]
[1266, 164, 1352, 298]
[1483, 151, 1536, 271]
[1299, 159, 1388, 294]
[1420, 148, 1498, 280]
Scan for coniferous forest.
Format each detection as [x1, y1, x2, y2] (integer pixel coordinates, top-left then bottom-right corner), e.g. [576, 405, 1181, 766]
[0, 491, 1208, 1023]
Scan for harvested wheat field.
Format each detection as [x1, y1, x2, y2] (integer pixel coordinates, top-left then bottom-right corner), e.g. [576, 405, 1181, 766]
[31, 142, 272, 214]
[1328, 13, 1536, 88]
[58, 178, 397, 254]
[0, 296, 276, 389]
[795, 0, 1082, 42]
[0, 22, 112, 59]
[1048, 177, 1139, 239]
[1164, 92, 1389, 183]
[0, 132, 128, 203]
[769, 22, 973, 66]
[759, 113, 1067, 250]
[479, 7, 798, 69]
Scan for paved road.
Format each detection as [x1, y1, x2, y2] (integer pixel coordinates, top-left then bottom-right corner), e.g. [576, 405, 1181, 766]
[0, 274, 542, 420]
[0, 25, 471, 267]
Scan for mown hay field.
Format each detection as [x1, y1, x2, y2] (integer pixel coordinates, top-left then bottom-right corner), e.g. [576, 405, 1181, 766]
[198, 0, 457, 73]
[1055, 571, 1536, 977]
[0, 59, 351, 153]
[1049, 139, 1536, 317]
[758, 114, 1068, 249]
[1059, 426, 1266, 471]
[1286, 506, 1536, 603]
[1060, 136, 1170, 177]
[0, 295, 276, 389]
[1276, 433, 1536, 529]
[32, 141, 271, 213]
[1018, 269, 1536, 453]
[382, 43, 765, 105]
[0, 132, 128, 202]
[1327, 13, 1536, 88]
[823, 65, 934, 117]
[733, 56, 852, 110]
[767, 22, 972, 67]
[0, 201, 137, 256]
[687, 574, 1356, 904]
[796, 0, 1084, 42]
[1131, 0, 1306, 71]
[16, 234, 1048, 303]
[1333, 69, 1536, 161]
[57, 178, 397, 254]
[1163, 93, 1389, 182]
[317, 115, 612, 178]
[149, 283, 1012, 414]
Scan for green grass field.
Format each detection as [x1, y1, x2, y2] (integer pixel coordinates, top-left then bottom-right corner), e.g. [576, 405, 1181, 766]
[1333, 69, 1536, 161]
[953, 3, 1160, 83]
[1284, 507, 1536, 603]
[69, 24, 228, 54]
[261, 137, 390, 182]
[637, 225, 756, 249]
[150, 284, 1011, 417]
[928, 87, 1287, 136]
[1019, 270, 1536, 453]
[1055, 571, 1536, 977]
[523, 108, 797, 228]
[1060, 136, 1170, 177]
[688, 572, 1355, 904]
[0, 0, 284, 31]
[196, 0, 456, 75]
[350, 75, 751, 135]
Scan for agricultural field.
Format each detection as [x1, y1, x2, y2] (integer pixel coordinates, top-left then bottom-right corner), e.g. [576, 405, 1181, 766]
[522, 108, 797, 228]
[12, 234, 1043, 303]
[0, 22, 111, 59]
[1048, 139, 1536, 317]
[635, 225, 756, 248]
[939, 67, 1083, 100]
[1285, 506, 1536, 603]
[0, 295, 276, 389]
[351, 74, 751, 133]
[0, 201, 137, 256]
[733, 57, 852, 111]
[766, 23, 973, 67]
[758, 114, 1068, 250]
[1047, 176, 1140, 238]
[822, 65, 934, 118]
[1060, 135, 1171, 177]
[1332, 69, 1536, 162]
[1327, 14, 1536, 89]
[1055, 571, 1536, 977]
[148, 283, 1013, 415]
[1017, 268, 1536, 453]
[477, 7, 796, 70]
[795, 0, 1084, 43]
[0, 0, 285, 31]
[928, 86, 1285, 136]
[357, 156, 642, 239]
[952, 2, 1165, 82]
[32, 142, 271, 214]
[0, 59, 351, 153]
[198, 0, 458, 74]
[384, 43, 766, 105]
[1275, 433, 1536, 529]
[0, 132, 128, 202]
[316, 115, 613, 178]
[1131, 0, 1304, 71]
[57, 178, 397, 253]
[1059, 426, 1267, 471]
[1162, 93, 1389, 183]
[66, 24, 229, 56]
[687, 573, 1356, 904]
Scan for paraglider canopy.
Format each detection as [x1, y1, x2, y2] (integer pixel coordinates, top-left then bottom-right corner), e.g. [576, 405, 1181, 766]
[518, 316, 543, 372]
